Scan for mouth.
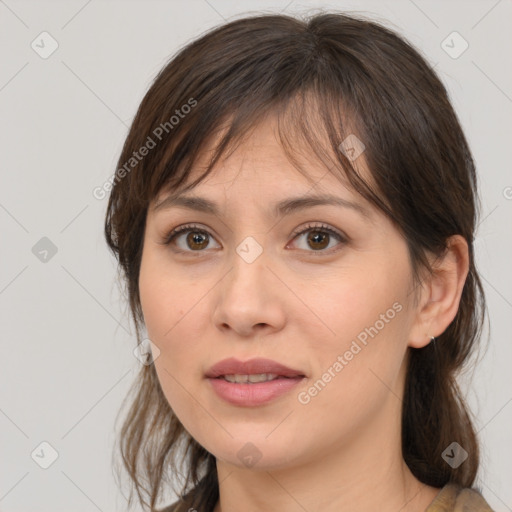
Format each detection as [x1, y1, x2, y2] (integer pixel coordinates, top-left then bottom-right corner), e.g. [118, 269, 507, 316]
[205, 358, 306, 406]
[216, 373, 299, 384]
[205, 357, 306, 379]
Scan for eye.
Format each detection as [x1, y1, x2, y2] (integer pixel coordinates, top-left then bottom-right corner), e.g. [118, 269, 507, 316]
[162, 222, 347, 254]
[163, 224, 220, 252]
[288, 222, 347, 254]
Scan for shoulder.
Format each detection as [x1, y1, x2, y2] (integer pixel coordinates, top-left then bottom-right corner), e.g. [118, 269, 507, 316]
[156, 494, 200, 512]
[156, 498, 194, 512]
[157, 474, 217, 512]
[426, 482, 495, 512]
[156, 487, 210, 512]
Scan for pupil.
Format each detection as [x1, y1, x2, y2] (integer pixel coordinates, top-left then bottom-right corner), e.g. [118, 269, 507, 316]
[308, 231, 328, 250]
[187, 231, 208, 250]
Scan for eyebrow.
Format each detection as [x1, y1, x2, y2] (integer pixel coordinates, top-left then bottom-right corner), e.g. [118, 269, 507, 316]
[153, 193, 373, 221]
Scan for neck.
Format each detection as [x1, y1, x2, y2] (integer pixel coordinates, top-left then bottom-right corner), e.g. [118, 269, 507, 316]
[212, 397, 440, 512]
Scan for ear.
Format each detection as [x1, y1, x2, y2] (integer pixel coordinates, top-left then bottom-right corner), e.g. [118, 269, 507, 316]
[408, 235, 470, 349]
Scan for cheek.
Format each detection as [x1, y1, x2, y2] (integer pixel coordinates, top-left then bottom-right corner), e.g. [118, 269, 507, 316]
[139, 248, 192, 339]
[298, 267, 408, 395]
[139, 249, 211, 378]
[301, 265, 401, 344]
[294, 302, 408, 448]
[139, 257, 209, 427]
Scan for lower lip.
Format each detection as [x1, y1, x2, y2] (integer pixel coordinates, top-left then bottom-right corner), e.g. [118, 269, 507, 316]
[207, 376, 305, 406]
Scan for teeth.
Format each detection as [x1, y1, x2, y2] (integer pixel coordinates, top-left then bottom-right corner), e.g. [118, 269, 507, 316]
[223, 373, 280, 383]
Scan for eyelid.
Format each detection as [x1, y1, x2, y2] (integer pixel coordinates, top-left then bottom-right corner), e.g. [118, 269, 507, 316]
[289, 222, 346, 242]
[287, 222, 347, 254]
[162, 221, 347, 254]
[162, 223, 218, 247]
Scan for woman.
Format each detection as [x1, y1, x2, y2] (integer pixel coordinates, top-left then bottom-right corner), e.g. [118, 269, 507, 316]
[105, 11, 494, 512]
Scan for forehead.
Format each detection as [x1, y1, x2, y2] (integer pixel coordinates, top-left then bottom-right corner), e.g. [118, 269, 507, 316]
[151, 117, 378, 226]
[155, 113, 372, 206]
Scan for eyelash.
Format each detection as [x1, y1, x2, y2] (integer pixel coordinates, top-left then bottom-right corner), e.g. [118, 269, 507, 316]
[162, 222, 347, 255]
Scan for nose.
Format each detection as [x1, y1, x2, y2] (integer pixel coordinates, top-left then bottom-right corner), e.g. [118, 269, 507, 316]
[211, 243, 286, 338]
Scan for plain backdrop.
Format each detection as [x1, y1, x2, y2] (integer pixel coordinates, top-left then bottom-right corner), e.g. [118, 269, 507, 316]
[1, 0, 511, 511]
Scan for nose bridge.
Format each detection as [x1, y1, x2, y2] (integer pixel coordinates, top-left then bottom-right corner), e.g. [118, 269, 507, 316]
[212, 233, 285, 335]
[227, 234, 268, 300]
[235, 234, 265, 266]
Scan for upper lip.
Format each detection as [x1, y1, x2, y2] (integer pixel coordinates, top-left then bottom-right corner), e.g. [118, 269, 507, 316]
[205, 357, 306, 378]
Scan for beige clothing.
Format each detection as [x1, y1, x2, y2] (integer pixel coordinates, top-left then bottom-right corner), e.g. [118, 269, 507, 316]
[425, 483, 494, 512]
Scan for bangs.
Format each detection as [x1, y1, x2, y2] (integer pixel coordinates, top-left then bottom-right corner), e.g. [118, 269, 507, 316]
[146, 86, 393, 226]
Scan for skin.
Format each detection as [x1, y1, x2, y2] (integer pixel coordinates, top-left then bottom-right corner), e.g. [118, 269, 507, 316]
[138, 115, 469, 512]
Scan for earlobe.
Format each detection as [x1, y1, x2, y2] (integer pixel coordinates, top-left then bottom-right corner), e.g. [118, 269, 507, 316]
[408, 235, 469, 349]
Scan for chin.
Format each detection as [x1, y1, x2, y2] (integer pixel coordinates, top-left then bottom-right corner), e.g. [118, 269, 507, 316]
[201, 435, 302, 472]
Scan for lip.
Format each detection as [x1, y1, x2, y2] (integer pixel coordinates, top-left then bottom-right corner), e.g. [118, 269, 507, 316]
[205, 357, 306, 407]
[205, 357, 305, 379]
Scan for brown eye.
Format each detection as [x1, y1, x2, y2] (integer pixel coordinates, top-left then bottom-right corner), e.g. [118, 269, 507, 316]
[289, 223, 347, 254]
[164, 224, 220, 252]
[185, 231, 209, 250]
[306, 230, 330, 250]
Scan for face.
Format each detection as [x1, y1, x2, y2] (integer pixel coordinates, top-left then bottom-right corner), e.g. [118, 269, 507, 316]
[139, 116, 420, 470]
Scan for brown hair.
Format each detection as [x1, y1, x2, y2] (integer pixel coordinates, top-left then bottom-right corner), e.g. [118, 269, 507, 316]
[105, 11, 488, 511]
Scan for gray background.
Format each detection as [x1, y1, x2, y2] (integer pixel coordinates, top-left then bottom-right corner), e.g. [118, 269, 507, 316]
[1, 0, 511, 511]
